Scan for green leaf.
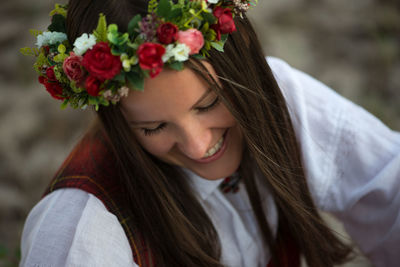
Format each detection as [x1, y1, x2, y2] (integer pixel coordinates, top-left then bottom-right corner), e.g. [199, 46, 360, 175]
[157, 0, 172, 18]
[126, 71, 144, 91]
[111, 46, 125, 56]
[147, 0, 158, 14]
[58, 44, 66, 54]
[54, 65, 69, 83]
[128, 15, 141, 37]
[168, 7, 182, 20]
[108, 24, 118, 34]
[192, 53, 205, 60]
[113, 72, 126, 83]
[34, 52, 49, 73]
[88, 96, 98, 105]
[29, 29, 43, 37]
[108, 26, 129, 47]
[48, 14, 66, 33]
[70, 82, 83, 93]
[53, 53, 68, 63]
[127, 41, 139, 50]
[93, 14, 108, 42]
[49, 3, 68, 17]
[168, 61, 183, 71]
[203, 12, 216, 24]
[20, 47, 35, 56]
[119, 33, 130, 45]
[60, 99, 69, 109]
[220, 34, 228, 43]
[210, 41, 224, 52]
[79, 96, 88, 108]
[99, 97, 110, 106]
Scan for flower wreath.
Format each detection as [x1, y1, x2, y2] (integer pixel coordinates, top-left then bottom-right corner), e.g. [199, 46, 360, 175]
[21, 0, 257, 110]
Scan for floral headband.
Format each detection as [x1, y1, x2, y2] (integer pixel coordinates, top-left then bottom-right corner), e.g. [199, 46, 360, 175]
[21, 0, 257, 110]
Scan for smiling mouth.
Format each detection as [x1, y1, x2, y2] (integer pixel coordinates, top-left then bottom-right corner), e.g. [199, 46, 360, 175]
[203, 134, 224, 158]
[191, 129, 229, 164]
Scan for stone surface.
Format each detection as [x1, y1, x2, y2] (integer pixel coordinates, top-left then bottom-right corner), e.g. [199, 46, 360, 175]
[0, 0, 398, 266]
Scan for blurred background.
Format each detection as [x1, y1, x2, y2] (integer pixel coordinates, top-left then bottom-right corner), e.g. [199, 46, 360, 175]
[0, 0, 399, 266]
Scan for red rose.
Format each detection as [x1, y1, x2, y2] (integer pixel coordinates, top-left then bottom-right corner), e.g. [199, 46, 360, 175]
[137, 43, 166, 78]
[43, 45, 50, 55]
[85, 75, 102, 96]
[82, 42, 122, 81]
[46, 66, 57, 81]
[38, 76, 46, 84]
[63, 52, 86, 85]
[212, 7, 236, 40]
[43, 80, 64, 100]
[157, 22, 179, 44]
[39, 75, 64, 100]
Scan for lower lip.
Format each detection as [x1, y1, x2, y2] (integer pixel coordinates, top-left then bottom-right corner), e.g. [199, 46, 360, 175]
[193, 130, 229, 164]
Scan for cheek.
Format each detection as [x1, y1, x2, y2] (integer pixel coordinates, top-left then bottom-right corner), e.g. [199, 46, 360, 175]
[134, 133, 175, 157]
[216, 104, 237, 126]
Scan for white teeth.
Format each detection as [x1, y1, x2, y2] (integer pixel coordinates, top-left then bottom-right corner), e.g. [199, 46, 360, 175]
[203, 136, 224, 158]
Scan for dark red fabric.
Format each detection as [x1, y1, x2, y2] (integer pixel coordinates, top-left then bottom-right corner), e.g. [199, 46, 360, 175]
[42, 132, 155, 267]
[43, 132, 300, 267]
[267, 236, 301, 267]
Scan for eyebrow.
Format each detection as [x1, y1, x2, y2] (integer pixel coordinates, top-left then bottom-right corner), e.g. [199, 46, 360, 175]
[130, 88, 213, 126]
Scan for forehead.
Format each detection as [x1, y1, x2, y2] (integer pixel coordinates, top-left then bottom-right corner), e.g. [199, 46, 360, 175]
[120, 62, 216, 121]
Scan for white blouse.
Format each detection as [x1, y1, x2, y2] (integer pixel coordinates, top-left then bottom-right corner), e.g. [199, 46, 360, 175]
[20, 57, 400, 267]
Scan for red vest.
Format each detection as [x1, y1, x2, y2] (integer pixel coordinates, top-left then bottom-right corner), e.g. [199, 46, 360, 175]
[43, 132, 300, 267]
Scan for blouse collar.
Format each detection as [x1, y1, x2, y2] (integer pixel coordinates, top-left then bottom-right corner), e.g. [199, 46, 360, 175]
[181, 167, 226, 200]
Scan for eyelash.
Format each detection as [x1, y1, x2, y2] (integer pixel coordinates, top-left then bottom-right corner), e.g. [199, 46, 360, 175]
[196, 96, 220, 113]
[140, 96, 220, 136]
[141, 123, 167, 136]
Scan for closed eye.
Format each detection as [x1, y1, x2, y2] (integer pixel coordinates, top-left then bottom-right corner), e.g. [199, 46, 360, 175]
[140, 96, 220, 137]
[140, 123, 167, 136]
[196, 96, 220, 113]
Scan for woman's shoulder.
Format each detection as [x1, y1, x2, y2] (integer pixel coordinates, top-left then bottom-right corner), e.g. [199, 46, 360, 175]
[20, 188, 135, 267]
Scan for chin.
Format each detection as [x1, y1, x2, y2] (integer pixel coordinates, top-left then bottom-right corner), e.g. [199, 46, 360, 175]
[187, 145, 243, 180]
[192, 162, 241, 180]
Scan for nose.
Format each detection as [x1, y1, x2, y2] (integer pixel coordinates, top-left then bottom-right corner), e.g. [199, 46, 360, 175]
[176, 120, 212, 160]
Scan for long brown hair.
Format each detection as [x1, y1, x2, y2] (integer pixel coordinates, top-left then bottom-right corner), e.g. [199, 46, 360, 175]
[66, 0, 353, 266]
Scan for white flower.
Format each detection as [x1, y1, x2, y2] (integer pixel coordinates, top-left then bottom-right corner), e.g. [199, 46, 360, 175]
[73, 33, 97, 56]
[118, 86, 129, 98]
[36, 31, 67, 48]
[207, 0, 220, 4]
[120, 53, 138, 72]
[162, 43, 190, 62]
[162, 45, 174, 62]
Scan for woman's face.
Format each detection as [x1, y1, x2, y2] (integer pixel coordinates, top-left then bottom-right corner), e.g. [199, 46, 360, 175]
[120, 62, 243, 180]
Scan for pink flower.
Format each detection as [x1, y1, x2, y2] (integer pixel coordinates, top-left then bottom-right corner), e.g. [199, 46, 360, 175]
[63, 52, 86, 85]
[177, 29, 204, 55]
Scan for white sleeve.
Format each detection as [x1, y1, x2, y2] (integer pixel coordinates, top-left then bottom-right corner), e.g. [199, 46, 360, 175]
[267, 57, 400, 267]
[20, 188, 137, 267]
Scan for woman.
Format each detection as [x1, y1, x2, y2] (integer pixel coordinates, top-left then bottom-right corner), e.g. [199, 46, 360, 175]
[20, 0, 400, 266]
